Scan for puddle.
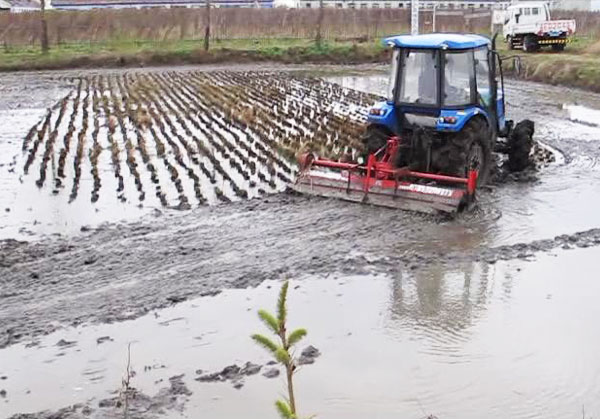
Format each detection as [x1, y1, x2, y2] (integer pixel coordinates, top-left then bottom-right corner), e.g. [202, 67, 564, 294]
[563, 104, 600, 128]
[2, 248, 600, 419]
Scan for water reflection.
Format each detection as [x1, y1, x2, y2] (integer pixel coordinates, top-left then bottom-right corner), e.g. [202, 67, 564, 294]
[388, 262, 502, 348]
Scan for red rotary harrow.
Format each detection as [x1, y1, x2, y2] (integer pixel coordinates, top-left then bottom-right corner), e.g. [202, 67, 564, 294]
[293, 137, 478, 215]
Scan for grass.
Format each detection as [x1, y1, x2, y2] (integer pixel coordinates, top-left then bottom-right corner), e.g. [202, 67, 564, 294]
[2, 34, 600, 93]
[0, 37, 388, 71]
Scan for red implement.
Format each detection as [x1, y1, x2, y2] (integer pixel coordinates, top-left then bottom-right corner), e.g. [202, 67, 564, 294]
[293, 137, 478, 214]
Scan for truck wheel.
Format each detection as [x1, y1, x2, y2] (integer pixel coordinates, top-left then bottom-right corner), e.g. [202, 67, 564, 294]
[507, 36, 515, 50]
[447, 119, 493, 186]
[552, 43, 565, 52]
[523, 35, 539, 53]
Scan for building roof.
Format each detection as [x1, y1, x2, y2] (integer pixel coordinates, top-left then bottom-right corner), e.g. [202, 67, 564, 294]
[52, 0, 263, 4]
[0, 0, 12, 8]
[383, 33, 491, 50]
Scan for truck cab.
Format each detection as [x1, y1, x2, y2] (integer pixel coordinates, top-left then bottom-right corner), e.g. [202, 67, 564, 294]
[503, 1, 576, 52]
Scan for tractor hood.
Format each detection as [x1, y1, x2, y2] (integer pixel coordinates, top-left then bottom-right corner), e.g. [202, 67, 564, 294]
[383, 33, 491, 50]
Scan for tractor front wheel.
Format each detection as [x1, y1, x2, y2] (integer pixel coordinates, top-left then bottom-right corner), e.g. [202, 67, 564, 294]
[507, 120, 535, 172]
[447, 119, 493, 186]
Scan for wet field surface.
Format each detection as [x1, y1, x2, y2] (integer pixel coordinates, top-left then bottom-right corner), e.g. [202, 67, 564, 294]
[1, 65, 600, 419]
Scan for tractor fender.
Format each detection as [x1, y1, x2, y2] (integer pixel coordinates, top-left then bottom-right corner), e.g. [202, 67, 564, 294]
[366, 101, 398, 134]
[436, 108, 491, 133]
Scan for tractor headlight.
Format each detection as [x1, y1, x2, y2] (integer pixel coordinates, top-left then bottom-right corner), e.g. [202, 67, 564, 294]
[439, 116, 458, 124]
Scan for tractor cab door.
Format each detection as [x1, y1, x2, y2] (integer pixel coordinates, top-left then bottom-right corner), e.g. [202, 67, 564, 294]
[493, 53, 507, 134]
[474, 46, 506, 135]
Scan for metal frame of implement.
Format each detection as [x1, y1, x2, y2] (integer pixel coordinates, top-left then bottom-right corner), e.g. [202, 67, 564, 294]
[293, 137, 478, 214]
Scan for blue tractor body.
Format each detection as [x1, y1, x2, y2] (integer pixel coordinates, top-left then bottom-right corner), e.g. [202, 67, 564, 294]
[362, 33, 514, 184]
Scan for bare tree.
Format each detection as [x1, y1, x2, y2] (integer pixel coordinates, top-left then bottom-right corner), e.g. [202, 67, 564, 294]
[40, 0, 49, 54]
[204, 0, 211, 51]
[315, 0, 324, 48]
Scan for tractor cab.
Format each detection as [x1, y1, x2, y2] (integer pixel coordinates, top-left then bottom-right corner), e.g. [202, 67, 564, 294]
[369, 33, 507, 138]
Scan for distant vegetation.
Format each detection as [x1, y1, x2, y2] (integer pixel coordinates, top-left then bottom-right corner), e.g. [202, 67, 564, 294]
[1, 7, 600, 93]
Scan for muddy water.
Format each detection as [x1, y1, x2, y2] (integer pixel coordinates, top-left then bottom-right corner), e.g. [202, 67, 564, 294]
[1, 249, 599, 419]
[1, 67, 600, 419]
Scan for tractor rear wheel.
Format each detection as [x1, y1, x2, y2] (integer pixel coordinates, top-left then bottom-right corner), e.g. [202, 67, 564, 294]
[447, 119, 493, 186]
[361, 125, 389, 158]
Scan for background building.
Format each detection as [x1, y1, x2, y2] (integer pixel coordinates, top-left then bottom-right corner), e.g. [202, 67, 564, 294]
[300, 0, 511, 10]
[51, 0, 272, 8]
[554, 0, 600, 11]
[2, 0, 45, 11]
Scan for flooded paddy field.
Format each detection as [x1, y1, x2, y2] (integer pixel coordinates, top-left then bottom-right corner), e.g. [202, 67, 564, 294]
[1, 65, 600, 419]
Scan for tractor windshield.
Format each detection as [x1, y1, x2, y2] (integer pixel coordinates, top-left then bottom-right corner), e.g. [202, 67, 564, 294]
[398, 49, 438, 105]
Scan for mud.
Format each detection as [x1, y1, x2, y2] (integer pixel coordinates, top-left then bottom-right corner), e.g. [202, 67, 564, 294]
[193, 345, 320, 389]
[1, 66, 600, 419]
[7, 374, 191, 419]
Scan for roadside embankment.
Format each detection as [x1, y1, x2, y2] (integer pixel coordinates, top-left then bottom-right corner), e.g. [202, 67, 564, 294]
[502, 37, 600, 93]
[2, 36, 600, 93]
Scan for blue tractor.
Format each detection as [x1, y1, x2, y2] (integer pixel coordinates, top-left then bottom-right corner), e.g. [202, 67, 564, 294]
[364, 33, 533, 185]
[364, 34, 533, 185]
[295, 33, 534, 214]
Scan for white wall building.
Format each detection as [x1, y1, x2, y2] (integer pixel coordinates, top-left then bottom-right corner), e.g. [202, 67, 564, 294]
[554, 0, 600, 11]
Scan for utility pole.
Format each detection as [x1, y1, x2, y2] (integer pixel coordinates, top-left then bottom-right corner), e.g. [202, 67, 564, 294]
[315, 0, 324, 48]
[411, 0, 419, 36]
[40, 0, 49, 54]
[203, 0, 210, 51]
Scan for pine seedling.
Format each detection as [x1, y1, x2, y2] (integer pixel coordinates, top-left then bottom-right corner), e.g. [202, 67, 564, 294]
[251, 281, 308, 419]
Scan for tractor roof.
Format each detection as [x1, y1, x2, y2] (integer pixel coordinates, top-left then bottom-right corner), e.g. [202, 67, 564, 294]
[383, 33, 491, 50]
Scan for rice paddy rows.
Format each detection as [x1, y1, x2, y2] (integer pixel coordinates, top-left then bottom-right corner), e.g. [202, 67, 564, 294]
[20, 71, 378, 209]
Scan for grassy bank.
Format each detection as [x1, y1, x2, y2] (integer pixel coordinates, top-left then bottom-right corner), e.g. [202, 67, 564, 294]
[497, 37, 600, 93]
[0, 38, 389, 72]
[2, 36, 600, 94]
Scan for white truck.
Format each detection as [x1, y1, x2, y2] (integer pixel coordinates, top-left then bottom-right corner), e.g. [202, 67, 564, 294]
[503, 1, 576, 52]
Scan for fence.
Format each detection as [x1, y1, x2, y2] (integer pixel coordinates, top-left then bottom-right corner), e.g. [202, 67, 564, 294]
[0, 8, 499, 48]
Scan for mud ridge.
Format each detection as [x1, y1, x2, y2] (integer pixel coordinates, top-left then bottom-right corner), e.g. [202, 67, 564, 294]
[7, 374, 191, 419]
[1, 191, 600, 349]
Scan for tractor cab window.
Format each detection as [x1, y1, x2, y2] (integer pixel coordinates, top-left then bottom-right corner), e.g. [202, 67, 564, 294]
[443, 51, 473, 106]
[398, 49, 438, 105]
[474, 48, 491, 107]
[387, 49, 400, 102]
